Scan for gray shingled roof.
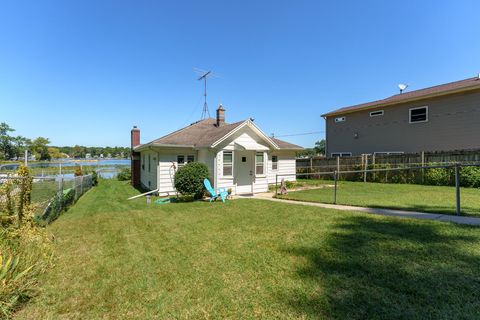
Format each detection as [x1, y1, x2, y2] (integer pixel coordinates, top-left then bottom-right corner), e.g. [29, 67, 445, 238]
[137, 118, 303, 150]
[322, 76, 480, 117]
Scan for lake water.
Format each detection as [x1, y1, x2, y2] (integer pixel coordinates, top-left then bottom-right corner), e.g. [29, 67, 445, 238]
[0, 159, 130, 180]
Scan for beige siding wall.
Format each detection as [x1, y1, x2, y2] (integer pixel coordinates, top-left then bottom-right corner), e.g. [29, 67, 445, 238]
[326, 90, 480, 155]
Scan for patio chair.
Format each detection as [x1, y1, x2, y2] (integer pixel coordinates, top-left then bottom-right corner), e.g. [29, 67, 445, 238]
[203, 179, 228, 203]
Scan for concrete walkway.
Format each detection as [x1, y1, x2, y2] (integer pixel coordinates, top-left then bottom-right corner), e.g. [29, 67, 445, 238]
[249, 193, 480, 226]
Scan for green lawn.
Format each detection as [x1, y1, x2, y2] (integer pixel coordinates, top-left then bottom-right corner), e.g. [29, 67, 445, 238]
[16, 180, 480, 319]
[278, 180, 480, 216]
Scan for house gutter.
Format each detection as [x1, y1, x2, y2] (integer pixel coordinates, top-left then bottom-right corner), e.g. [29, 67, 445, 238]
[322, 84, 480, 118]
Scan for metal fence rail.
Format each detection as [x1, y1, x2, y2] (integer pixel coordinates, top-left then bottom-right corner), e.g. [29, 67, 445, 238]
[276, 163, 480, 215]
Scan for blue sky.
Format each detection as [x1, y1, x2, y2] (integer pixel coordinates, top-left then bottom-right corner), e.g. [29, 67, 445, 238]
[1, 0, 479, 147]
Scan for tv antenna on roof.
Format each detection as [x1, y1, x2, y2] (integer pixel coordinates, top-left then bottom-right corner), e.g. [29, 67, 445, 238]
[194, 68, 220, 119]
[398, 83, 408, 94]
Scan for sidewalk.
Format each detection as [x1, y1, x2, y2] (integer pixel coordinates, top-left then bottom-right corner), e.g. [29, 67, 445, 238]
[250, 193, 480, 226]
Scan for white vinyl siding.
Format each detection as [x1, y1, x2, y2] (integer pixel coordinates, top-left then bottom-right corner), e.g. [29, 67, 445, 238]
[267, 152, 297, 185]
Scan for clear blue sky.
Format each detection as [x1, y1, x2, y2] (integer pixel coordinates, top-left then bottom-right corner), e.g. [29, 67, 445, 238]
[1, 0, 479, 147]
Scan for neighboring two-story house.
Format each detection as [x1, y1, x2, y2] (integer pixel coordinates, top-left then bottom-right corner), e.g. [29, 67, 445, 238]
[322, 76, 480, 156]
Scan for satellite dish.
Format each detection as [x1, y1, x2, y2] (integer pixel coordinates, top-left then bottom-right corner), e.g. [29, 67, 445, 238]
[398, 83, 408, 93]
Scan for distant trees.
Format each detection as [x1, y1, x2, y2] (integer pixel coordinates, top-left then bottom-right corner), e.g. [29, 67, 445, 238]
[0, 121, 130, 161]
[296, 139, 326, 158]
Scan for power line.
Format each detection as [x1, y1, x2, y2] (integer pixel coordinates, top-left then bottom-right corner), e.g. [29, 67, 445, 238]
[273, 131, 325, 138]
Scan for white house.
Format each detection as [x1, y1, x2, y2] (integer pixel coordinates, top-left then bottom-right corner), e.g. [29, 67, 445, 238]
[130, 106, 302, 195]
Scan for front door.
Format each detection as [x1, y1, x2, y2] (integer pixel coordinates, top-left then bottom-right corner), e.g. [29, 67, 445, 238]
[235, 151, 253, 194]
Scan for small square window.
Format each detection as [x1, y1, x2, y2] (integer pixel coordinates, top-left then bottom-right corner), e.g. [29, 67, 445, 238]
[242, 157, 246, 162]
[335, 116, 346, 123]
[409, 106, 428, 123]
[177, 155, 185, 167]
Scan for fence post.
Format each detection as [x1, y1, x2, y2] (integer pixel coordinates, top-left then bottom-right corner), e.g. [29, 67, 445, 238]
[333, 170, 337, 204]
[372, 153, 376, 181]
[364, 154, 368, 183]
[336, 156, 340, 178]
[421, 151, 425, 184]
[455, 163, 461, 215]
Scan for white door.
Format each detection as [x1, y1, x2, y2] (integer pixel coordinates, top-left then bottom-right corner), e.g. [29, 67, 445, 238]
[235, 151, 253, 194]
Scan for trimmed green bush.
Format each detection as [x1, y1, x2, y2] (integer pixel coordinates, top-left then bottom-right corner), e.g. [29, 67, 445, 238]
[460, 166, 480, 188]
[174, 162, 209, 199]
[117, 168, 131, 181]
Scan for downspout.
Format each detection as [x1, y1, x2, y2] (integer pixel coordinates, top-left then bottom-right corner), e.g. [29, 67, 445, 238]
[213, 149, 218, 189]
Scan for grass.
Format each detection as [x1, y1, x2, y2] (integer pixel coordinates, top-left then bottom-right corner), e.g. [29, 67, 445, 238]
[277, 180, 480, 216]
[15, 180, 480, 319]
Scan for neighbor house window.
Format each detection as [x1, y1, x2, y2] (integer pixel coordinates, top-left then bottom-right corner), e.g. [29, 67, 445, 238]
[409, 106, 428, 123]
[335, 116, 346, 123]
[142, 154, 145, 170]
[187, 155, 195, 163]
[331, 152, 352, 157]
[223, 151, 233, 176]
[370, 110, 384, 117]
[256, 152, 265, 175]
[272, 155, 278, 170]
[148, 154, 151, 172]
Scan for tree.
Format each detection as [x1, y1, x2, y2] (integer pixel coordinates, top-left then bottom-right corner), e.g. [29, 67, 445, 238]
[0, 122, 15, 160]
[31, 137, 51, 161]
[314, 139, 326, 156]
[48, 147, 65, 159]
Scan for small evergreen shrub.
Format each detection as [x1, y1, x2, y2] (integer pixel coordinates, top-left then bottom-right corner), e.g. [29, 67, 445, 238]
[91, 171, 99, 186]
[117, 168, 131, 181]
[174, 162, 209, 199]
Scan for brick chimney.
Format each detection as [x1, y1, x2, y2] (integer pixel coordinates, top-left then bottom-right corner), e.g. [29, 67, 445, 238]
[131, 126, 140, 149]
[130, 126, 141, 187]
[216, 104, 225, 127]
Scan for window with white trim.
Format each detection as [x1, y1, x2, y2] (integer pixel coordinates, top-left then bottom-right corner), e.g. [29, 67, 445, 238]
[255, 152, 265, 175]
[331, 152, 352, 157]
[177, 154, 195, 168]
[335, 116, 346, 123]
[177, 155, 185, 167]
[409, 106, 428, 123]
[223, 151, 233, 176]
[272, 155, 278, 171]
[370, 110, 384, 117]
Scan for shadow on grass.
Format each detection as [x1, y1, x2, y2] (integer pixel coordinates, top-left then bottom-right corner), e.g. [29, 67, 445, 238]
[281, 215, 480, 319]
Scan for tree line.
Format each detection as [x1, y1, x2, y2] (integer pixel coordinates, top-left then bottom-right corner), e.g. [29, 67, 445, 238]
[0, 122, 129, 161]
[295, 139, 325, 158]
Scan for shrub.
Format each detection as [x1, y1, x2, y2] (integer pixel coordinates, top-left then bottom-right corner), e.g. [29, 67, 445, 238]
[460, 166, 480, 188]
[424, 167, 452, 186]
[117, 168, 131, 181]
[91, 171, 99, 186]
[174, 162, 209, 199]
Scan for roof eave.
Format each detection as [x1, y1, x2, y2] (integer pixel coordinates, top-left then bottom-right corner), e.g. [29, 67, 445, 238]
[322, 84, 480, 118]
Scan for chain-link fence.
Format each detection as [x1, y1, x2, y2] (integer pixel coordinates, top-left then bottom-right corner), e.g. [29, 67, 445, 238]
[275, 163, 480, 216]
[1, 174, 94, 225]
